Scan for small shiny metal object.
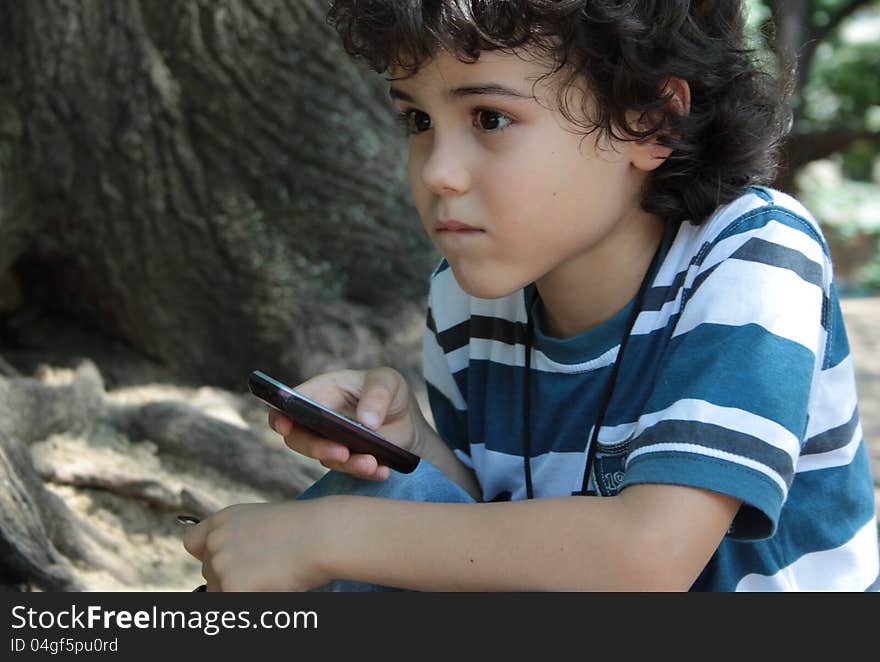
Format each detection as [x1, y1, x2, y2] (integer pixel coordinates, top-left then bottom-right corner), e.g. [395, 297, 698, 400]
[176, 514, 201, 525]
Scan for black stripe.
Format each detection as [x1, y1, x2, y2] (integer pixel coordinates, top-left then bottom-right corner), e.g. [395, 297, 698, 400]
[435, 319, 470, 355]
[641, 244, 711, 312]
[730, 237, 824, 289]
[684, 261, 722, 304]
[821, 293, 830, 332]
[470, 315, 527, 345]
[426, 307, 437, 335]
[630, 420, 794, 480]
[802, 407, 860, 456]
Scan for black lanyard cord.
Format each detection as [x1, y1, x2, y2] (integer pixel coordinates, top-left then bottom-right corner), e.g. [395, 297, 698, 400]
[522, 241, 664, 499]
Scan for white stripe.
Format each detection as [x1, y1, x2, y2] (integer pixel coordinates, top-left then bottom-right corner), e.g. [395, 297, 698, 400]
[805, 356, 858, 438]
[635, 399, 801, 465]
[702, 190, 769, 241]
[631, 295, 681, 336]
[700, 218, 826, 277]
[627, 442, 789, 497]
[533, 344, 619, 374]
[596, 420, 638, 446]
[767, 189, 823, 232]
[458, 336, 620, 374]
[797, 421, 863, 473]
[446, 344, 472, 375]
[469, 445, 589, 500]
[469, 444, 527, 501]
[672, 259, 824, 353]
[430, 267, 472, 331]
[469, 291, 525, 323]
[635, 219, 826, 340]
[529, 451, 591, 498]
[423, 329, 467, 410]
[652, 220, 705, 287]
[735, 517, 880, 591]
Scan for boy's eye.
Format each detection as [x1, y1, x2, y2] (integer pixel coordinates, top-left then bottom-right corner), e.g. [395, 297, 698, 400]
[399, 109, 432, 134]
[474, 110, 512, 132]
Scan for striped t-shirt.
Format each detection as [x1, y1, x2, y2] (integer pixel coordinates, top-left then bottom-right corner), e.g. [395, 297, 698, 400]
[423, 186, 879, 591]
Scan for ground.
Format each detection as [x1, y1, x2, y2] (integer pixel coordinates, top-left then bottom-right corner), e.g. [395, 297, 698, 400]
[839, 296, 880, 516]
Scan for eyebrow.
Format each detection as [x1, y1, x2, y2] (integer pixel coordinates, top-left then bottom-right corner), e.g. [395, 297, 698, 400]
[388, 84, 536, 103]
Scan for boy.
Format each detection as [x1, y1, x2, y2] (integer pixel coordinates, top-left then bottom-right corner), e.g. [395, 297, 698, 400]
[183, 1, 879, 591]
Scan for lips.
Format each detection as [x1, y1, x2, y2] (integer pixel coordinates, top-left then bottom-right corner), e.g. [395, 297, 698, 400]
[435, 219, 483, 232]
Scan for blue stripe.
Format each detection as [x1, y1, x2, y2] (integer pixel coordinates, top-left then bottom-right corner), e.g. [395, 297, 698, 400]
[426, 382, 469, 457]
[466, 360, 613, 455]
[648, 323, 815, 438]
[823, 288, 851, 369]
[432, 258, 451, 276]
[748, 185, 774, 202]
[622, 451, 784, 540]
[692, 442, 877, 590]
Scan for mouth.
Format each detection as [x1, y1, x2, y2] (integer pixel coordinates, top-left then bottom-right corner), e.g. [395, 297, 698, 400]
[435, 219, 484, 233]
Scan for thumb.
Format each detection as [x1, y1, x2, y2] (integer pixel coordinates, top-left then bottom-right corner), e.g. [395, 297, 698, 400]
[355, 368, 407, 429]
[182, 521, 209, 561]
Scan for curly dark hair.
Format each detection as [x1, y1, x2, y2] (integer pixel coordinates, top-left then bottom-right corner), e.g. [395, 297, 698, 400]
[327, 0, 791, 226]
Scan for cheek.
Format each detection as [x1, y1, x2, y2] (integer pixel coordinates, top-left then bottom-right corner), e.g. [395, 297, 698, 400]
[406, 153, 431, 220]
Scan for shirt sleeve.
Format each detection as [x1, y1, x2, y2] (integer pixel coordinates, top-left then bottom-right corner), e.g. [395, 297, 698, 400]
[619, 207, 829, 540]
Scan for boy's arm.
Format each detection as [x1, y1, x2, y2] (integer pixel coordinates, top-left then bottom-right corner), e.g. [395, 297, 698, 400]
[320, 482, 740, 591]
[412, 419, 482, 501]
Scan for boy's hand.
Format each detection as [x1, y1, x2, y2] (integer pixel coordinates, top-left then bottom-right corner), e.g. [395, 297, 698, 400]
[268, 367, 425, 481]
[182, 501, 332, 592]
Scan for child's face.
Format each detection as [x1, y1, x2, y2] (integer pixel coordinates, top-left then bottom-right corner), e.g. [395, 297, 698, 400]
[390, 49, 656, 301]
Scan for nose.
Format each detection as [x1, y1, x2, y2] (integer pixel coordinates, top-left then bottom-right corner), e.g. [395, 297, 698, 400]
[418, 131, 472, 196]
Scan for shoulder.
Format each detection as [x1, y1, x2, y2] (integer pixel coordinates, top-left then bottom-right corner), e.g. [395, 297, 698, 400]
[693, 186, 829, 270]
[664, 187, 834, 357]
[660, 187, 832, 305]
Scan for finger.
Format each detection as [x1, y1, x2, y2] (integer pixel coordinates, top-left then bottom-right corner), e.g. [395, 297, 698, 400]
[283, 424, 351, 464]
[268, 410, 293, 436]
[204, 565, 221, 592]
[293, 369, 365, 415]
[356, 368, 404, 429]
[339, 453, 392, 481]
[182, 521, 209, 561]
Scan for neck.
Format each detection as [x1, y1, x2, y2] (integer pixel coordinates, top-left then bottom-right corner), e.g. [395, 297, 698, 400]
[536, 212, 665, 339]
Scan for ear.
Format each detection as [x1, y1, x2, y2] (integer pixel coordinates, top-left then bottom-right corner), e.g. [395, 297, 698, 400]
[628, 77, 691, 173]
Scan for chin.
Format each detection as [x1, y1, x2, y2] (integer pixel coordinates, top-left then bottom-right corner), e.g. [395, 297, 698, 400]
[447, 264, 525, 300]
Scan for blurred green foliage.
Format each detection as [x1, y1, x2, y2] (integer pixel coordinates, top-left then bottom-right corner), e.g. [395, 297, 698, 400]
[751, 0, 880, 292]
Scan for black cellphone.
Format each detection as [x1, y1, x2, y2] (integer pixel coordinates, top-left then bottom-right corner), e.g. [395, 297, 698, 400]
[248, 370, 420, 474]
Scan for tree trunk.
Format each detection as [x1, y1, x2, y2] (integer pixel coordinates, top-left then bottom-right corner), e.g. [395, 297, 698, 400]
[0, 0, 433, 591]
[767, 0, 879, 192]
[0, 0, 435, 389]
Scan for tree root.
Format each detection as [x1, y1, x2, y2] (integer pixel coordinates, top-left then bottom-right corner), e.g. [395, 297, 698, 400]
[0, 360, 324, 591]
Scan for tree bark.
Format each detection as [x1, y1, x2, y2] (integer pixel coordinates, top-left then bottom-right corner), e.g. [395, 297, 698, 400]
[0, 360, 326, 591]
[0, 0, 435, 388]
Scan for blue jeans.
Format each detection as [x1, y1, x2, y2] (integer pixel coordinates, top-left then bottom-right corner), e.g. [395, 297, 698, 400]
[297, 460, 476, 592]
